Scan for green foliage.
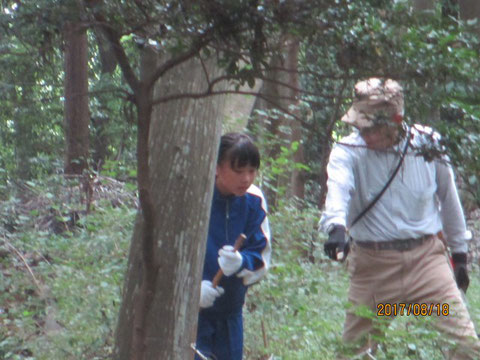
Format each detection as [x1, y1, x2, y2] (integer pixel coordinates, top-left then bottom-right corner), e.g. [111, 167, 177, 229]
[436, 101, 480, 208]
[100, 158, 137, 187]
[3, 0, 480, 209]
[0, 1, 68, 180]
[298, 0, 480, 207]
[249, 112, 311, 208]
[0, 0, 138, 184]
[1, 171, 480, 360]
[0, 175, 136, 360]
[260, 139, 309, 197]
[244, 204, 347, 359]
[243, 202, 480, 359]
[2, 1, 480, 359]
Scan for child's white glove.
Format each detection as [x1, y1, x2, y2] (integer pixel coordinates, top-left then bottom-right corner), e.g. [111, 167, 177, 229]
[200, 280, 224, 308]
[218, 245, 243, 276]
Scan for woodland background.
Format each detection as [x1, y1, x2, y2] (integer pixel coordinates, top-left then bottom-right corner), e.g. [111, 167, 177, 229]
[1, 0, 480, 359]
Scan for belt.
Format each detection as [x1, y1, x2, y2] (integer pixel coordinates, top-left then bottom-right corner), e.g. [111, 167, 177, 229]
[354, 234, 433, 251]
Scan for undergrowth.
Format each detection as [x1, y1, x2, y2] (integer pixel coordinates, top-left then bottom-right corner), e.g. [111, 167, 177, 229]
[1, 176, 479, 359]
[244, 203, 480, 360]
[0, 176, 136, 360]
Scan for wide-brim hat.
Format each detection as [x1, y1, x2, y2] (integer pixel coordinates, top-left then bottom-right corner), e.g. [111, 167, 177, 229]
[341, 78, 404, 129]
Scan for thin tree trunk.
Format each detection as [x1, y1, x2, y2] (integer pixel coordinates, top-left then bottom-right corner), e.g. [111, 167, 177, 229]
[11, 86, 32, 179]
[286, 36, 305, 200]
[91, 116, 109, 170]
[251, 52, 284, 209]
[412, 0, 435, 11]
[250, 35, 302, 207]
[317, 80, 348, 209]
[459, 0, 480, 36]
[64, 21, 90, 175]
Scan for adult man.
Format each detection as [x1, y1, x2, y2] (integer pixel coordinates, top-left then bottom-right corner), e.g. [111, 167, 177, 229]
[319, 78, 479, 359]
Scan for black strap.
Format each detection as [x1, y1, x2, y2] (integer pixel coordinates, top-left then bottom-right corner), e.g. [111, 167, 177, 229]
[350, 126, 411, 229]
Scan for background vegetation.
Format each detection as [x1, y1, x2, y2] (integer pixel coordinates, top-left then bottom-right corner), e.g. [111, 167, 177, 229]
[1, 176, 479, 359]
[1, 0, 480, 359]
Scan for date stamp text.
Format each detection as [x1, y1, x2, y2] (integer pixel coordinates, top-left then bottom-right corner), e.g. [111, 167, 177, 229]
[377, 303, 449, 317]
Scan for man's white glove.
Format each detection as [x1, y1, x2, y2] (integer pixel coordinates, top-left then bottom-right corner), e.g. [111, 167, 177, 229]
[200, 280, 224, 308]
[218, 245, 243, 276]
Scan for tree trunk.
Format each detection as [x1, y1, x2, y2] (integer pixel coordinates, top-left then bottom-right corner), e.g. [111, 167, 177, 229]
[315, 79, 348, 210]
[113, 55, 226, 360]
[286, 36, 305, 200]
[250, 35, 302, 207]
[11, 85, 32, 180]
[250, 52, 283, 209]
[459, 0, 480, 36]
[93, 27, 118, 74]
[442, 0, 459, 19]
[64, 21, 90, 175]
[412, 0, 435, 11]
[91, 116, 109, 170]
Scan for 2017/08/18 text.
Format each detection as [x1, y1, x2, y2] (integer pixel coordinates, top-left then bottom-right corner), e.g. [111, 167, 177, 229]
[377, 303, 449, 317]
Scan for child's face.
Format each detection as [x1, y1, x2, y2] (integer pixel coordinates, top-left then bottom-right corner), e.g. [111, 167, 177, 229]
[216, 161, 257, 196]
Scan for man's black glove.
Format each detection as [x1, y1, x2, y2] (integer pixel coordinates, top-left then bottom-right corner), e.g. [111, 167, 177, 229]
[324, 225, 350, 261]
[452, 253, 469, 293]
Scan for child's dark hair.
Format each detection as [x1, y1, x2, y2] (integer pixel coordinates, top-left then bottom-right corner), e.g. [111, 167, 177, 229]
[218, 132, 260, 169]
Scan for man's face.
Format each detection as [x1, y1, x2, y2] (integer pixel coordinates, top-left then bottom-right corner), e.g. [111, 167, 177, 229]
[360, 124, 400, 150]
[216, 161, 257, 196]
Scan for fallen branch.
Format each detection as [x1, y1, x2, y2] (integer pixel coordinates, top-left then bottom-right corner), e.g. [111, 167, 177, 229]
[2, 237, 44, 297]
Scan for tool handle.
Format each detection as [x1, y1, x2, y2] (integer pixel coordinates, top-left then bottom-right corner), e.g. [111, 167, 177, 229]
[212, 233, 246, 287]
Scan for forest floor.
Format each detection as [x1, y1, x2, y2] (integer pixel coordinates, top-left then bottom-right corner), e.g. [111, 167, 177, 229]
[1, 175, 480, 359]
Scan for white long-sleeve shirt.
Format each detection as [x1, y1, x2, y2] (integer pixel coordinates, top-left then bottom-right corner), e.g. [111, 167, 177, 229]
[319, 124, 471, 253]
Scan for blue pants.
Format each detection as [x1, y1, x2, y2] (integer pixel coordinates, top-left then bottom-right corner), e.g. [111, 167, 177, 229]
[195, 310, 243, 360]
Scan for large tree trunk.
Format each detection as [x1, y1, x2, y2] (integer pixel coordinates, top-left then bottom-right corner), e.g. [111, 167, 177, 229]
[64, 21, 89, 175]
[114, 55, 226, 360]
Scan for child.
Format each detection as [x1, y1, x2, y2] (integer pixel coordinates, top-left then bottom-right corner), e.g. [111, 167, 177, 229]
[195, 132, 271, 360]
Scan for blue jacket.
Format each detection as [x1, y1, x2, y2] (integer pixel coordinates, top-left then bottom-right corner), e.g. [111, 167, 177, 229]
[202, 184, 271, 314]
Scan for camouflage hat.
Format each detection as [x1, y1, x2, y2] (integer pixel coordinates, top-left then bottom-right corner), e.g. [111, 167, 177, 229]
[341, 78, 404, 129]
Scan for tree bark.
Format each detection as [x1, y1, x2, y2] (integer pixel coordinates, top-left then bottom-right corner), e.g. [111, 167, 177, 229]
[459, 0, 480, 36]
[11, 84, 32, 180]
[412, 0, 435, 11]
[91, 116, 109, 170]
[63, 21, 90, 175]
[286, 36, 305, 200]
[316, 79, 348, 210]
[114, 55, 226, 360]
[249, 35, 302, 207]
[442, 0, 459, 19]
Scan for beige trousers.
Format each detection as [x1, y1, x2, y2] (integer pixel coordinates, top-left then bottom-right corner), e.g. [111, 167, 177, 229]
[343, 236, 479, 359]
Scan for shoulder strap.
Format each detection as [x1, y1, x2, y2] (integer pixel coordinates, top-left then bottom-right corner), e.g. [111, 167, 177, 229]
[349, 126, 411, 230]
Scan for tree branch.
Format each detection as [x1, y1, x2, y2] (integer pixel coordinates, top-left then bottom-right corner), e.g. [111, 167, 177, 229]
[89, 13, 140, 94]
[147, 33, 212, 89]
[153, 87, 316, 132]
